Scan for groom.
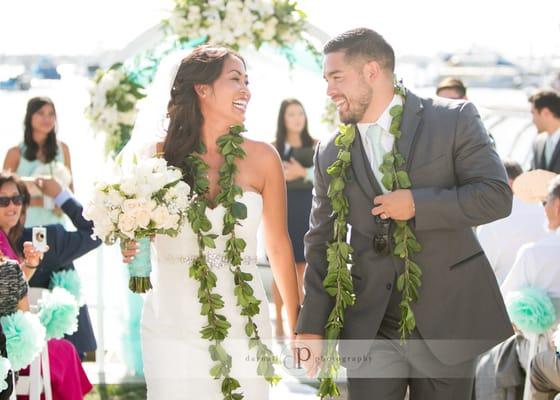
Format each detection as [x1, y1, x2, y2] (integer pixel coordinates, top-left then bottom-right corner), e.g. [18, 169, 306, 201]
[295, 28, 513, 399]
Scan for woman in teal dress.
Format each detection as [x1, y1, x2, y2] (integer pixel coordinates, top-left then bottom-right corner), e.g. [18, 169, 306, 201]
[3, 96, 73, 227]
[272, 98, 316, 337]
[2, 98, 96, 360]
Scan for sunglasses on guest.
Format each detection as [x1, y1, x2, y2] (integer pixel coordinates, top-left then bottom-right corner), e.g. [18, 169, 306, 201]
[0, 195, 24, 207]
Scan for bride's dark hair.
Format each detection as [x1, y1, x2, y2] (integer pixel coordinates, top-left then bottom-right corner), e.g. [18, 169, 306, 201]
[163, 45, 245, 186]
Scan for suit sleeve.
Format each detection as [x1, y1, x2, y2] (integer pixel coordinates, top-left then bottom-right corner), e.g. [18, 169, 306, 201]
[411, 102, 513, 231]
[50, 196, 101, 266]
[295, 144, 335, 335]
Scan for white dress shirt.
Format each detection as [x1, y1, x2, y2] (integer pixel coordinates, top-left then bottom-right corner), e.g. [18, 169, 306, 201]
[357, 94, 403, 171]
[477, 196, 548, 284]
[501, 228, 560, 298]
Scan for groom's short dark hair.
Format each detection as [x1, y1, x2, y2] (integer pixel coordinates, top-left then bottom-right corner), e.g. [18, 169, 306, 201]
[323, 28, 395, 72]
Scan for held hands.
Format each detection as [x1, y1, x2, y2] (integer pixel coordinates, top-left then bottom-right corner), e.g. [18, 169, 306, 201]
[293, 333, 323, 378]
[372, 189, 416, 221]
[121, 240, 139, 264]
[120, 236, 154, 263]
[283, 158, 306, 182]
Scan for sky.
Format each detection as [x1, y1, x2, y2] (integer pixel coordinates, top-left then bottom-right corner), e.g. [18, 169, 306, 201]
[1, 0, 559, 59]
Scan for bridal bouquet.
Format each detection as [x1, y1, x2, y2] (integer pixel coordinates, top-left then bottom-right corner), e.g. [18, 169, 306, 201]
[85, 157, 191, 292]
[85, 64, 146, 157]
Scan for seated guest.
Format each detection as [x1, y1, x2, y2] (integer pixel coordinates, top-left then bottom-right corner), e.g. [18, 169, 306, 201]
[530, 349, 560, 400]
[0, 324, 12, 400]
[0, 172, 101, 359]
[0, 258, 92, 399]
[477, 160, 547, 284]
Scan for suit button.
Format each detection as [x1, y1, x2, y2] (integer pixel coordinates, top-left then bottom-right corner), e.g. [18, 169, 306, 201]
[386, 283, 392, 290]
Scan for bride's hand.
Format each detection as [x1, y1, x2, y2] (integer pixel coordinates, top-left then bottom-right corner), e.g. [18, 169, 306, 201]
[294, 333, 323, 378]
[121, 240, 139, 263]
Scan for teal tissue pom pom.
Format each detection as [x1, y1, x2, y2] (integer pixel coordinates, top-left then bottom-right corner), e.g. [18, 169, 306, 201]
[49, 269, 83, 305]
[0, 356, 10, 392]
[1, 311, 45, 370]
[39, 288, 79, 339]
[506, 287, 557, 335]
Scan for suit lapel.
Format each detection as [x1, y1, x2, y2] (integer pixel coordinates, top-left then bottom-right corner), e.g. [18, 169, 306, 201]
[535, 135, 547, 169]
[398, 91, 424, 171]
[350, 129, 382, 199]
[548, 139, 560, 170]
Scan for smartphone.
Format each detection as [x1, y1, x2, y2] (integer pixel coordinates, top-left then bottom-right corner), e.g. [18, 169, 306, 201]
[32, 227, 48, 253]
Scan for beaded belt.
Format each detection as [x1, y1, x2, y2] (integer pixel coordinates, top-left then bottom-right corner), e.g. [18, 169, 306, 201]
[168, 253, 258, 269]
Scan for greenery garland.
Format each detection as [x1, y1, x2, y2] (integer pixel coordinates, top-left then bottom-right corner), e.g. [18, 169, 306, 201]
[186, 125, 280, 400]
[318, 82, 423, 398]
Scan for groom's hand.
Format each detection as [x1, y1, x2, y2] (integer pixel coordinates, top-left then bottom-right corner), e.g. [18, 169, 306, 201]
[294, 333, 323, 378]
[372, 189, 416, 220]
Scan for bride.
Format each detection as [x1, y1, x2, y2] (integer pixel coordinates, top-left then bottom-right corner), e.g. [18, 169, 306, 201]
[120, 46, 300, 399]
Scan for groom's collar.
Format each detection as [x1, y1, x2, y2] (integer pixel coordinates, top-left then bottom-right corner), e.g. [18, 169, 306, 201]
[357, 94, 403, 134]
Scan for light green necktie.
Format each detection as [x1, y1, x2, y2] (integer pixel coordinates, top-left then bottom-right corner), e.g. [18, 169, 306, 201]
[365, 124, 388, 193]
[545, 136, 555, 166]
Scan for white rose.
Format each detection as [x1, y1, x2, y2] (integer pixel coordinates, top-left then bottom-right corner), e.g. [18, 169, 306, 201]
[107, 189, 124, 207]
[118, 213, 137, 237]
[151, 206, 170, 229]
[91, 91, 107, 109]
[134, 208, 151, 228]
[146, 199, 157, 211]
[174, 181, 190, 196]
[100, 70, 122, 91]
[262, 17, 278, 40]
[99, 107, 119, 131]
[92, 215, 115, 239]
[143, 157, 167, 174]
[136, 183, 155, 199]
[150, 172, 168, 193]
[120, 177, 137, 196]
[175, 195, 189, 210]
[125, 93, 137, 103]
[208, 0, 225, 8]
[118, 110, 137, 126]
[93, 224, 113, 241]
[188, 5, 201, 17]
[122, 198, 142, 214]
[162, 213, 180, 230]
[168, 9, 189, 35]
[164, 186, 177, 202]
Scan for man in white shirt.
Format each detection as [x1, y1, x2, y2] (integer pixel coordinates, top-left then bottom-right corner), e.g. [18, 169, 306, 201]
[500, 175, 560, 382]
[477, 160, 547, 284]
[530, 91, 560, 174]
[501, 175, 560, 299]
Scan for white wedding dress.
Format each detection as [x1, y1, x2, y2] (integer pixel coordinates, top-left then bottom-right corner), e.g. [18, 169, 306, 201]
[141, 191, 272, 399]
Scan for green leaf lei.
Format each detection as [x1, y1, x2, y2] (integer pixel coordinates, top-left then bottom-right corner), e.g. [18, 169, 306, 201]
[318, 82, 423, 398]
[186, 125, 280, 400]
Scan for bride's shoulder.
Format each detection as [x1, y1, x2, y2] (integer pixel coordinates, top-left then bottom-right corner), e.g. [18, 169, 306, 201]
[242, 138, 281, 163]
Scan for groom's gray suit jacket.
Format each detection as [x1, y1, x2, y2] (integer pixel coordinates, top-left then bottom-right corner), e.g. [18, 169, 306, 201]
[296, 91, 514, 366]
